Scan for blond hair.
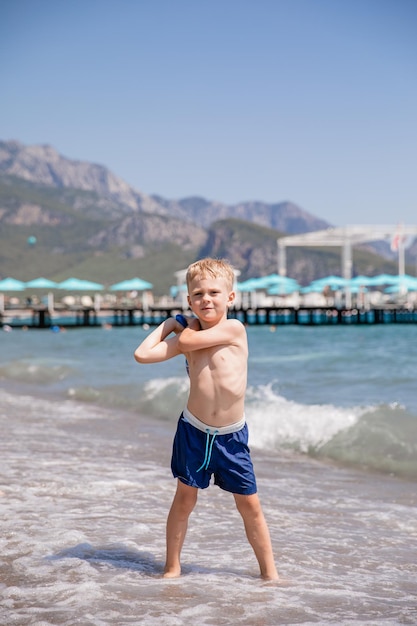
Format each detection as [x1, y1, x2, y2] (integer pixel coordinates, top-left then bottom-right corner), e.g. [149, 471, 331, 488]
[186, 258, 235, 292]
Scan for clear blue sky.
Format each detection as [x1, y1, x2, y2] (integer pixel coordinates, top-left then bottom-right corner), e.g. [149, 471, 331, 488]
[1, 0, 416, 226]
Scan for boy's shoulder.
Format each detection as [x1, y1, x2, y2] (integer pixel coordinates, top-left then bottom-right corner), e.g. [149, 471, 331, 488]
[198, 317, 246, 337]
[221, 317, 247, 338]
[225, 317, 245, 330]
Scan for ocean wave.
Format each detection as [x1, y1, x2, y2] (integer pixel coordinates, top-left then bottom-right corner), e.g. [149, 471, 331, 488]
[246, 384, 362, 451]
[66, 376, 190, 419]
[2, 366, 416, 480]
[62, 378, 417, 480]
[316, 404, 417, 479]
[0, 358, 75, 384]
[246, 384, 417, 480]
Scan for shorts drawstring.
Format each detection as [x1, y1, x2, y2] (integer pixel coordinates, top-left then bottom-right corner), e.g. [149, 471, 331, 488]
[196, 428, 219, 472]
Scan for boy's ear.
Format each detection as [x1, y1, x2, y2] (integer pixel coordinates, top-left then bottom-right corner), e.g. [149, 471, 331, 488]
[187, 294, 191, 307]
[227, 290, 236, 307]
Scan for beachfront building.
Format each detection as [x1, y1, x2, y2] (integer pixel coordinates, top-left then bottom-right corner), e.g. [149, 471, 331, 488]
[277, 224, 417, 308]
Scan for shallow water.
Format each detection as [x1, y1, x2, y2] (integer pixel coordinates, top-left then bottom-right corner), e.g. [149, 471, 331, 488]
[1, 393, 416, 626]
[1, 325, 417, 624]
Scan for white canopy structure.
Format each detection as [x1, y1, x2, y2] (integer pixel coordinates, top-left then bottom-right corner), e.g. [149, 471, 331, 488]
[277, 225, 417, 307]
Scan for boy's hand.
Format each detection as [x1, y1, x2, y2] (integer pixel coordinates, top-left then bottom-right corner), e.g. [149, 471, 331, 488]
[173, 314, 189, 334]
[173, 314, 201, 334]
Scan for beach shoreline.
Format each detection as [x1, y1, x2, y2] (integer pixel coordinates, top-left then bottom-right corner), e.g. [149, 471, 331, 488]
[1, 389, 416, 625]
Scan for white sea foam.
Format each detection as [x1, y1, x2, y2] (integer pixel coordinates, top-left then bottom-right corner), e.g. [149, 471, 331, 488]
[246, 383, 362, 451]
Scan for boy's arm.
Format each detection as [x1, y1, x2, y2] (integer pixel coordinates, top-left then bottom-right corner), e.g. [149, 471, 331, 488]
[177, 318, 245, 353]
[134, 317, 184, 363]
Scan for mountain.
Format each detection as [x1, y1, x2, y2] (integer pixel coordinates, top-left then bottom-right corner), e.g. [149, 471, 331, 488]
[0, 140, 330, 233]
[150, 195, 331, 233]
[0, 140, 405, 292]
[0, 140, 161, 215]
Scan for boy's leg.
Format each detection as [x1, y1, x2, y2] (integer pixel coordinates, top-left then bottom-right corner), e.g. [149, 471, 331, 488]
[234, 492, 279, 580]
[164, 479, 198, 578]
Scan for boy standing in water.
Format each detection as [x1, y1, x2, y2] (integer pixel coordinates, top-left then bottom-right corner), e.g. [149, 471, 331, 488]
[134, 258, 279, 580]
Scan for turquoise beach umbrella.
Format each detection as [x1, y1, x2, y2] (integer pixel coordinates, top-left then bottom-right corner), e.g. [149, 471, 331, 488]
[368, 274, 398, 286]
[267, 283, 299, 295]
[25, 277, 59, 289]
[385, 284, 417, 293]
[349, 275, 376, 287]
[236, 279, 260, 292]
[24, 278, 59, 311]
[109, 278, 153, 291]
[0, 278, 26, 314]
[57, 278, 104, 290]
[262, 273, 299, 285]
[0, 277, 25, 291]
[384, 276, 417, 292]
[170, 284, 187, 297]
[309, 276, 347, 289]
[301, 284, 324, 293]
[238, 275, 299, 292]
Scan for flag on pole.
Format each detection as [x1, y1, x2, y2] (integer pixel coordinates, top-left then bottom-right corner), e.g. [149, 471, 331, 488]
[391, 224, 404, 252]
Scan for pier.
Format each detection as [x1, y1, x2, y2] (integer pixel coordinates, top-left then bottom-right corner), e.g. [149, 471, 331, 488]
[2, 305, 417, 329]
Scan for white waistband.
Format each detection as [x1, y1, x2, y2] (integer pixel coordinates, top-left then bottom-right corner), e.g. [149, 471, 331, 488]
[182, 406, 245, 435]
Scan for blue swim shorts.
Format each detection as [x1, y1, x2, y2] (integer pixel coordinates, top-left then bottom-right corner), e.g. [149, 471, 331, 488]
[171, 409, 257, 496]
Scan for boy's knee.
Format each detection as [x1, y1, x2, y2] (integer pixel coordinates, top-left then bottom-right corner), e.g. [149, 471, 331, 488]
[174, 482, 198, 513]
[234, 493, 262, 517]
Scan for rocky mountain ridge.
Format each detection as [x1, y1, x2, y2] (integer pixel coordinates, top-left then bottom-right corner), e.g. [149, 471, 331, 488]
[0, 139, 405, 290]
[0, 139, 330, 234]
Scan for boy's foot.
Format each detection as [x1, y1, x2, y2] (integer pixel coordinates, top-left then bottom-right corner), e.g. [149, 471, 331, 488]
[261, 572, 280, 581]
[260, 564, 280, 581]
[163, 566, 181, 578]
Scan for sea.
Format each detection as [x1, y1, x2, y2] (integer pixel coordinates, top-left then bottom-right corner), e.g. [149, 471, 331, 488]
[0, 323, 416, 626]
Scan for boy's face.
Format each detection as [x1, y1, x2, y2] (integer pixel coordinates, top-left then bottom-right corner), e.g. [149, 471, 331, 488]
[187, 275, 235, 326]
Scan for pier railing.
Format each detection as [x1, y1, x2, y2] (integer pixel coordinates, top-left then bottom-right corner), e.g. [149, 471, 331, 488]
[2, 305, 417, 329]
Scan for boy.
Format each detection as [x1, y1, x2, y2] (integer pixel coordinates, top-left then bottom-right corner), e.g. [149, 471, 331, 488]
[134, 258, 279, 580]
